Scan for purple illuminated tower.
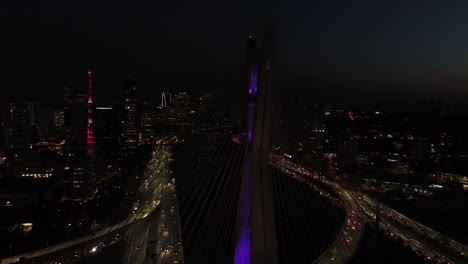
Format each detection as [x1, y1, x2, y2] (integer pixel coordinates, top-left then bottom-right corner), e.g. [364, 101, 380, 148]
[234, 37, 257, 264]
[235, 23, 278, 264]
[246, 36, 257, 96]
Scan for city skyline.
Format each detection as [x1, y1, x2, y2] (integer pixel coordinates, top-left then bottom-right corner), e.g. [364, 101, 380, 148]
[2, 3, 468, 264]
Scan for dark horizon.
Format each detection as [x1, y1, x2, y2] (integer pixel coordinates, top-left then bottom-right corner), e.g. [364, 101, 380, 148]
[3, 1, 468, 102]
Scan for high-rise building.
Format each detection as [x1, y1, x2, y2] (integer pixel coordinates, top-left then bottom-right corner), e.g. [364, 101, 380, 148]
[0, 103, 10, 151]
[173, 92, 191, 116]
[33, 100, 56, 140]
[198, 93, 213, 113]
[0, 99, 34, 152]
[62, 156, 95, 203]
[1, 98, 58, 152]
[94, 106, 120, 154]
[62, 72, 96, 203]
[338, 139, 358, 170]
[64, 85, 87, 148]
[122, 78, 139, 151]
[54, 110, 65, 132]
[86, 71, 94, 156]
[140, 102, 159, 144]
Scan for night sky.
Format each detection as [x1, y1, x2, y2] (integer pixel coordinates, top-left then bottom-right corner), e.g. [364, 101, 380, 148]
[2, 1, 468, 102]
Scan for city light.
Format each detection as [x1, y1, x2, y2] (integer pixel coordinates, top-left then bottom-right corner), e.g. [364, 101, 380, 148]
[2, 10, 468, 264]
[87, 71, 94, 156]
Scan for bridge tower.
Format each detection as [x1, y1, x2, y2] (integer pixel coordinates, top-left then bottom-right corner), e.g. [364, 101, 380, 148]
[235, 22, 278, 264]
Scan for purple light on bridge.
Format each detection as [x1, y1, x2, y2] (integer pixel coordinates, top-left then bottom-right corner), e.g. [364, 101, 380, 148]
[234, 102, 255, 264]
[248, 71, 257, 95]
[247, 103, 255, 142]
[234, 162, 251, 264]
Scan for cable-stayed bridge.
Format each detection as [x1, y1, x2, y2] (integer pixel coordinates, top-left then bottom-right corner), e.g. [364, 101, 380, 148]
[3, 23, 468, 264]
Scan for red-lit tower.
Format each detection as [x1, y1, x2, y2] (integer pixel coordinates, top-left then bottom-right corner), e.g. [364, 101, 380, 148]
[87, 71, 94, 155]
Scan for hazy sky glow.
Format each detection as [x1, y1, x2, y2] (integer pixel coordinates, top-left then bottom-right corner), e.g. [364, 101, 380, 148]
[2, 0, 468, 101]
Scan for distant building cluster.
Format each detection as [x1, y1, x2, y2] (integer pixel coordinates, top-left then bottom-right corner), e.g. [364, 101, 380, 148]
[288, 101, 468, 194]
[0, 72, 213, 208]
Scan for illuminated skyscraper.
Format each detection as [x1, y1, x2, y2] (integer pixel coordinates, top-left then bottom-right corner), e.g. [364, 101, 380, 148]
[86, 71, 94, 156]
[0, 99, 56, 152]
[7, 100, 33, 152]
[64, 85, 87, 148]
[174, 92, 191, 115]
[122, 77, 139, 151]
[94, 106, 119, 154]
[62, 72, 96, 203]
[0, 103, 10, 151]
[140, 102, 159, 144]
[33, 100, 56, 140]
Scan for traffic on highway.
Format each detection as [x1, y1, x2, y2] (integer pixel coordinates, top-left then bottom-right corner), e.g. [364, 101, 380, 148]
[270, 153, 468, 264]
[0, 144, 172, 264]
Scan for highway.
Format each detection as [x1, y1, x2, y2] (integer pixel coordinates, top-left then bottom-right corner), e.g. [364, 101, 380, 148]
[155, 178, 184, 264]
[270, 154, 365, 264]
[4, 142, 465, 264]
[354, 192, 468, 263]
[272, 153, 468, 264]
[0, 145, 172, 264]
[122, 217, 150, 264]
[313, 188, 365, 264]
